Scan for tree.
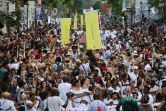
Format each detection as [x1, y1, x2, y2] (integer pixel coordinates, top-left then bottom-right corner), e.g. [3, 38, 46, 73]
[93, 1, 101, 10]
[73, 0, 83, 14]
[107, 0, 122, 16]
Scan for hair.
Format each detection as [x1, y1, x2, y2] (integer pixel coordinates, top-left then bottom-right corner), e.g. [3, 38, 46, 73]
[55, 56, 61, 62]
[81, 76, 90, 86]
[73, 80, 80, 87]
[17, 77, 26, 88]
[144, 86, 150, 91]
[39, 91, 49, 101]
[2, 72, 11, 82]
[29, 92, 35, 98]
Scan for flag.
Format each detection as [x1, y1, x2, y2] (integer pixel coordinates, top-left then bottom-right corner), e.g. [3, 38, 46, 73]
[85, 11, 102, 50]
[74, 13, 77, 29]
[20, 7, 25, 23]
[80, 15, 83, 26]
[60, 18, 71, 45]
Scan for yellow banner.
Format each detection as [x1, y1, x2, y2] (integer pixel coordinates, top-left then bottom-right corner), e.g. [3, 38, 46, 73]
[74, 13, 77, 29]
[85, 11, 102, 50]
[60, 18, 71, 45]
[80, 15, 83, 26]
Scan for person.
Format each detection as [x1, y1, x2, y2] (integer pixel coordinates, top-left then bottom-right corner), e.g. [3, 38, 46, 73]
[1, 92, 17, 111]
[44, 88, 67, 111]
[143, 86, 154, 108]
[88, 93, 107, 111]
[25, 92, 39, 111]
[157, 85, 166, 111]
[116, 88, 138, 111]
[138, 94, 153, 111]
[58, 76, 71, 102]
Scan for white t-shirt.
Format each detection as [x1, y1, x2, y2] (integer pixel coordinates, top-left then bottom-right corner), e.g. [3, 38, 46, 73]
[44, 96, 64, 111]
[79, 64, 90, 76]
[108, 86, 120, 93]
[25, 100, 39, 111]
[1, 99, 17, 111]
[58, 82, 71, 102]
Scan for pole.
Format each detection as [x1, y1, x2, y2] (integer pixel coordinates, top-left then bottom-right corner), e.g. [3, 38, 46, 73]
[131, 10, 132, 27]
[27, 4, 29, 28]
[7, 1, 10, 37]
[35, 0, 37, 38]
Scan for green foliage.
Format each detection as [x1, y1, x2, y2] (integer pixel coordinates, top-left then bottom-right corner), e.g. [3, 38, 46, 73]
[93, 1, 101, 10]
[107, 0, 122, 16]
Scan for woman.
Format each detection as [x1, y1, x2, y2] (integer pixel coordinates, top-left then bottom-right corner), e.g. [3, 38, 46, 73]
[103, 72, 112, 88]
[110, 92, 119, 105]
[103, 93, 112, 106]
[108, 78, 120, 93]
[40, 81, 48, 92]
[70, 80, 89, 107]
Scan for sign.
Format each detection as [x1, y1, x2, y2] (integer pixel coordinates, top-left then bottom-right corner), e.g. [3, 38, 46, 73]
[80, 15, 83, 26]
[60, 18, 71, 45]
[85, 11, 102, 50]
[36, 8, 42, 20]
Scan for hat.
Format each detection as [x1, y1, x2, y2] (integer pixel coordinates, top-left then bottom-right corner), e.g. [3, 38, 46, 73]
[2, 92, 11, 99]
[133, 66, 138, 70]
[76, 59, 81, 63]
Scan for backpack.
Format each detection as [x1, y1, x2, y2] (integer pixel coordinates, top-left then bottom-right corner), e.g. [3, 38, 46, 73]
[123, 99, 137, 111]
[161, 102, 166, 111]
[54, 62, 63, 74]
[72, 66, 80, 76]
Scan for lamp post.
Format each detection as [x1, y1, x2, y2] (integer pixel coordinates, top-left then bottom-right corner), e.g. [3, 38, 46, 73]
[140, 1, 143, 21]
[6, 1, 10, 37]
[35, 0, 37, 37]
[27, 3, 29, 28]
[147, 0, 151, 20]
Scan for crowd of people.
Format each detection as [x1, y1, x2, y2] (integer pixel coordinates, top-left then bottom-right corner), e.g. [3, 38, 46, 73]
[0, 18, 166, 111]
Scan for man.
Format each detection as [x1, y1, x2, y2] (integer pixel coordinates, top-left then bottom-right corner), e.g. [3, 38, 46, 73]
[58, 76, 71, 102]
[44, 88, 67, 111]
[88, 93, 106, 111]
[25, 93, 39, 111]
[1, 92, 17, 111]
[143, 86, 154, 108]
[116, 88, 138, 111]
[157, 84, 166, 111]
[0, 62, 8, 79]
[129, 66, 139, 87]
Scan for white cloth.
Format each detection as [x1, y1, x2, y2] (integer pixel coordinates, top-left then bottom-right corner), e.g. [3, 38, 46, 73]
[58, 82, 71, 102]
[108, 86, 120, 93]
[44, 96, 64, 111]
[79, 64, 90, 76]
[0, 99, 17, 111]
[88, 100, 106, 111]
[25, 100, 39, 111]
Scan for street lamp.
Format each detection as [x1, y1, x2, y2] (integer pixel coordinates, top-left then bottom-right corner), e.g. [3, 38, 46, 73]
[5, 1, 10, 37]
[140, 1, 143, 21]
[147, 0, 151, 20]
[27, 3, 29, 28]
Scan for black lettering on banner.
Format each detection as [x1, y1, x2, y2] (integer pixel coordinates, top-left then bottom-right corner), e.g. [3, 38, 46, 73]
[90, 22, 95, 48]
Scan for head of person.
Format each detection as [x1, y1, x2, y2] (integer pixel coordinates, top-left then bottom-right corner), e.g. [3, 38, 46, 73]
[142, 94, 149, 104]
[50, 87, 58, 96]
[2, 92, 12, 100]
[93, 93, 100, 100]
[121, 73, 128, 82]
[143, 86, 150, 94]
[81, 76, 90, 87]
[55, 56, 61, 62]
[29, 92, 36, 102]
[73, 80, 81, 87]
[133, 66, 138, 74]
